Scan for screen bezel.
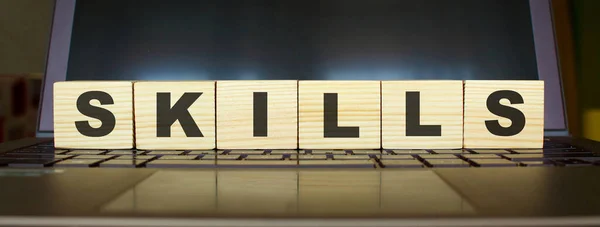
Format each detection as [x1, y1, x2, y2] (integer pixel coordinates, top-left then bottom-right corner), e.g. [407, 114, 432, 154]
[37, 0, 568, 136]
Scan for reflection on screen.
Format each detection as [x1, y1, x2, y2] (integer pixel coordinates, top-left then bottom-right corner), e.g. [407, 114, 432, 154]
[67, 0, 538, 81]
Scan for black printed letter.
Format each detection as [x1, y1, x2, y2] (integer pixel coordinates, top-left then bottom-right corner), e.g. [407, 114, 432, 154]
[406, 91, 441, 136]
[75, 91, 116, 137]
[323, 93, 359, 138]
[156, 92, 203, 137]
[485, 90, 526, 136]
[253, 92, 268, 137]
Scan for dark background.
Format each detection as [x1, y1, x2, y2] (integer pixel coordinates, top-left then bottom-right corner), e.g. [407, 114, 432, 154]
[0, 0, 598, 141]
[66, 0, 538, 81]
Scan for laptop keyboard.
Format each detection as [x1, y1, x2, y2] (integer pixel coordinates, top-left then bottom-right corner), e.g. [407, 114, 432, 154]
[0, 140, 598, 168]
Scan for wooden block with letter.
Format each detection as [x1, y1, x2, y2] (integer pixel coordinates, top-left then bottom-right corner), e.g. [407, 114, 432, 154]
[53, 81, 133, 149]
[216, 80, 297, 149]
[382, 81, 463, 149]
[463, 80, 544, 148]
[134, 81, 215, 150]
[298, 81, 380, 149]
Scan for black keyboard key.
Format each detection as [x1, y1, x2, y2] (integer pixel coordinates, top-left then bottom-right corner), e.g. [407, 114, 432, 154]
[218, 150, 232, 155]
[576, 157, 600, 162]
[217, 155, 241, 160]
[298, 160, 375, 168]
[227, 150, 266, 155]
[418, 154, 458, 159]
[54, 149, 70, 155]
[431, 149, 466, 154]
[6, 158, 63, 168]
[73, 155, 115, 160]
[470, 149, 510, 154]
[54, 159, 104, 167]
[380, 159, 424, 168]
[0, 154, 55, 159]
[310, 150, 348, 155]
[426, 159, 470, 167]
[379, 155, 414, 160]
[332, 155, 372, 160]
[520, 160, 556, 167]
[67, 150, 106, 155]
[35, 142, 54, 147]
[106, 150, 141, 155]
[543, 141, 574, 148]
[244, 155, 284, 160]
[471, 159, 519, 167]
[115, 155, 155, 160]
[9, 149, 49, 154]
[218, 160, 297, 168]
[187, 150, 216, 155]
[503, 154, 588, 161]
[294, 154, 328, 160]
[547, 153, 595, 159]
[350, 149, 381, 155]
[510, 149, 543, 154]
[145, 151, 184, 155]
[54, 155, 74, 160]
[462, 154, 501, 159]
[199, 154, 216, 160]
[100, 159, 149, 168]
[387, 149, 429, 155]
[268, 150, 297, 155]
[299, 150, 313, 155]
[158, 155, 198, 160]
[512, 149, 591, 155]
[146, 160, 215, 168]
[552, 159, 593, 166]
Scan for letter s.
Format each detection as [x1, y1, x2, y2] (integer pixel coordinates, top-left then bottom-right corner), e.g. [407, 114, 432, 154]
[485, 90, 526, 136]
[75, 91, 116, 137]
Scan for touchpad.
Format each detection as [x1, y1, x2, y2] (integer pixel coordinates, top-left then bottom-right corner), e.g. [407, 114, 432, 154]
[435, 167, 600, 217]
[101, 169, 474, 218]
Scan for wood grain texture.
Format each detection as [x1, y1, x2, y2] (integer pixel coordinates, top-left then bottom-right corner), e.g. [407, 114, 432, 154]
[134, 81, 215, 150]
[216, 81, 297, 149]
[53, 81, 133, 149]
[382, 81, 463, 149]
[298, 81, 380, 149]
[463, 80, 544, 148]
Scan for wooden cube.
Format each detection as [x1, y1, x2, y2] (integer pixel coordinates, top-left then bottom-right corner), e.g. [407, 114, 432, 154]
[134, 81, 215, 150]
[463, 80, 544, 148]
[298, 81, 380, 149]
[53, 81, 133, 149]
[216, 80, 297, 149]
[382, 81, 463, 149]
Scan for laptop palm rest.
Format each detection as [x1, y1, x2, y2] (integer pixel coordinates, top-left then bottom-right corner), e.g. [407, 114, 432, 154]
[101, 169, 474, 218]
[0, 168, 155, 216]
[435, 167, 600, 217]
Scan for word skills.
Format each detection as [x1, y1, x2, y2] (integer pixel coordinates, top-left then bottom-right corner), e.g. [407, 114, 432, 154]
[53, 80, 544, 150]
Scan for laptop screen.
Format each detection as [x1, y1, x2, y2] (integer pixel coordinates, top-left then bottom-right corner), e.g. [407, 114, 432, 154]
[65, 0, 539, 81]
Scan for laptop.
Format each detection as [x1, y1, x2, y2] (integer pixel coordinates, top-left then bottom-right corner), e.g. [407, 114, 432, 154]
[1, 0, 600, 226]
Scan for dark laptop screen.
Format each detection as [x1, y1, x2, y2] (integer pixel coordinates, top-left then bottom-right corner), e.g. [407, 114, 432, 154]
[66, 0, 539, 81]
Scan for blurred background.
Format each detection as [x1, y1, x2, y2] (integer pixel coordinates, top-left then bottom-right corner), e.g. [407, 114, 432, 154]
[0, 0, 597, 142]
